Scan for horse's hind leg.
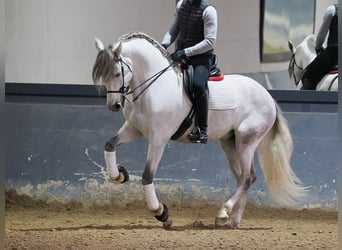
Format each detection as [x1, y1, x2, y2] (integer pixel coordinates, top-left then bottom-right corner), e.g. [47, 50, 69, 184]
[105, 121, 142, 183]
[216, 136, 257, 228]
[227, 161, 256, 226]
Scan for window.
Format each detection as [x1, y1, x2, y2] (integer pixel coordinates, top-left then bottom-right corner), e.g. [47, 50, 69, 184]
[260, 0, 316, 62]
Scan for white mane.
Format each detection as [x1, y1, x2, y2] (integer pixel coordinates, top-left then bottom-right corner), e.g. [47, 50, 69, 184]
[303, 34, 316, 51]
[112, 31, 171, 60]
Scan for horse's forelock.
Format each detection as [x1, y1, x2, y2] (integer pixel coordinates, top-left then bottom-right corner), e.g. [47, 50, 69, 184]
[92, 50, 115, 85]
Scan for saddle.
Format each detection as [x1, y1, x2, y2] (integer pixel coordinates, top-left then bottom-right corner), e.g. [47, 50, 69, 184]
[209, 54, 224, 81]
[302, 64, 338, 90]
[183, 54, 224, 102]
[170, 54, 223, 140]
[329, 65, 338, 74]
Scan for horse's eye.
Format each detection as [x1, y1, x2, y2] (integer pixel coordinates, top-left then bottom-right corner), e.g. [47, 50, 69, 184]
[115, 73, 120, 78]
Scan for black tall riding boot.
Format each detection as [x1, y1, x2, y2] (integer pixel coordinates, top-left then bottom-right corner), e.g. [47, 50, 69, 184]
[187, 92, 208, 144]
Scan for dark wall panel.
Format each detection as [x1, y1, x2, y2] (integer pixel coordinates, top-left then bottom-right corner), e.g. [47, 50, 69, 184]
[5, 100, 337, 208]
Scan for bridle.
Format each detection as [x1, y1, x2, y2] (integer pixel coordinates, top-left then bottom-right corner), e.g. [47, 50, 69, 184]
[106, 52, 174, 107]
[106, 52, 132, 107]
[289, 53, 304, 86]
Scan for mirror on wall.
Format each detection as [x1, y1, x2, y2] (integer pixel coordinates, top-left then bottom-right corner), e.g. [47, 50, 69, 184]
[260, 0, 316, 63]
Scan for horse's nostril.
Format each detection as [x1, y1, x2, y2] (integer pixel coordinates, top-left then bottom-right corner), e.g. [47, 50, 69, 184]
[107, 103, 122, 112]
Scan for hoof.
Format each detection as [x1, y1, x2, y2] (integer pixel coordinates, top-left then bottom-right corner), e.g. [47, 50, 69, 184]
[155, 203, 169, 222]
[110, 165, 129, 184]
[215, 217, 238, 229]
[215, 216, 229, 226]
[118, 165, 129, 183]
[163, 220, 173, 230]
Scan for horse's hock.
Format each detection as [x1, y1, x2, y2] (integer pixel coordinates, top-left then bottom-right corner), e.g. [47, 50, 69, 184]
[5, 94, 337, 209]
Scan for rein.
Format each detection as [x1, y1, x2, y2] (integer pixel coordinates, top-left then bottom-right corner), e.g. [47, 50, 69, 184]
[328, 75, 338, 91]
[127, 63, 174, 102]
[107, 54, 174, 105]
[289, 54, 304, 86]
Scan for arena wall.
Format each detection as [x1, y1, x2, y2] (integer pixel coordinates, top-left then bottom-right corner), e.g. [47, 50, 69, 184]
[5, 86, 338, 209]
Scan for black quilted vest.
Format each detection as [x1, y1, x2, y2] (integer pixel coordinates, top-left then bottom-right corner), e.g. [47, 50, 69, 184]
[176, 0, 213, 54]
[327, 4, 338, 47]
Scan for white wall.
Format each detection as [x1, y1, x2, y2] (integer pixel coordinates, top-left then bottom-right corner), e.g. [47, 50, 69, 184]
[315, 0, 337, 34]
[5, 0, 335, 84]
[5, 0, 175, 84]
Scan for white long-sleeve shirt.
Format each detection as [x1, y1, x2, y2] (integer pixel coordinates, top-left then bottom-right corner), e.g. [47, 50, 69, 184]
[315, 5, 337, 50]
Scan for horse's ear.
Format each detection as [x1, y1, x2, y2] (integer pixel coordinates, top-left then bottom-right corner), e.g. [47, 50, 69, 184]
[112, 42, 123, 57]
[94, 37, 105, 51]
[288, 40, 295, 53]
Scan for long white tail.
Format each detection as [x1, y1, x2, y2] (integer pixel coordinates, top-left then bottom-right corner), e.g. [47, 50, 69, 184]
[257, 104, 308, 206]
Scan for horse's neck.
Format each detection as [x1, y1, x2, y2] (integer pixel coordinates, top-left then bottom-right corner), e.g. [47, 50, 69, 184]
[125, 40, 170, 78]
[124, 41, 191, 111]
[301, 40, 316, 68]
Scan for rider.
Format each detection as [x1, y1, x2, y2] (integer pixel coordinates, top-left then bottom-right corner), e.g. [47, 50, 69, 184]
[161, 0, 217, 144]
[301, 3, 338, 90]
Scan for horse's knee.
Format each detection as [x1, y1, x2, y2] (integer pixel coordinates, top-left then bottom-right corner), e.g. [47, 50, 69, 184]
[105, 136, 119, 152]
[142, 161, 153, 185]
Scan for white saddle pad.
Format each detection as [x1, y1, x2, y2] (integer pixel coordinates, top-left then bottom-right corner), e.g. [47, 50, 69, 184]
[208, 81, 236, 110]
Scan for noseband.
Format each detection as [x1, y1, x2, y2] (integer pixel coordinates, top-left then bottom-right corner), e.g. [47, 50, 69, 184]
[289, 53, 304, 86]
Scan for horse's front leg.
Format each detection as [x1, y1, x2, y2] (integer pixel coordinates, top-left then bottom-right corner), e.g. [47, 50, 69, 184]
[142, 141, 171, 227]
[105, 121, 142, 184]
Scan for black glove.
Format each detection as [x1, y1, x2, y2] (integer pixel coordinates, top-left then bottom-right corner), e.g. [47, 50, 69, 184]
[171, 50, 186, 62]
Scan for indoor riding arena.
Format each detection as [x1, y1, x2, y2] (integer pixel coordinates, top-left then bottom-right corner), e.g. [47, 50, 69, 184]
[4, 0, 338, 249]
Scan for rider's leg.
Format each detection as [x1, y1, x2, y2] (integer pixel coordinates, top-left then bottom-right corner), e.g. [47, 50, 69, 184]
[301, 74, 316, 90]
[302, 49, 333, 90]
[188, 64, 209, 144]
[196, 90, 208, 134]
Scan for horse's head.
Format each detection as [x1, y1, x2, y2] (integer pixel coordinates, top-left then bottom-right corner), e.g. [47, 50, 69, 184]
[288, 35, 316, 87]
[288, 40, 301, 86]
[92, 38, 133, 112]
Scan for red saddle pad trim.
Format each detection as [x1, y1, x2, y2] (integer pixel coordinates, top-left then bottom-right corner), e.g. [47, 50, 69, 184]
[209, 72, 224, 81]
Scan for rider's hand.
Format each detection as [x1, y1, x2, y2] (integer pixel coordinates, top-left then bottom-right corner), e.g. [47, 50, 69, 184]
[171, 50, 186, 62]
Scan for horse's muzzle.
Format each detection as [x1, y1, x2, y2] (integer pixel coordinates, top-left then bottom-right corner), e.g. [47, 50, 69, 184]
[108, 102, 122, 112]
